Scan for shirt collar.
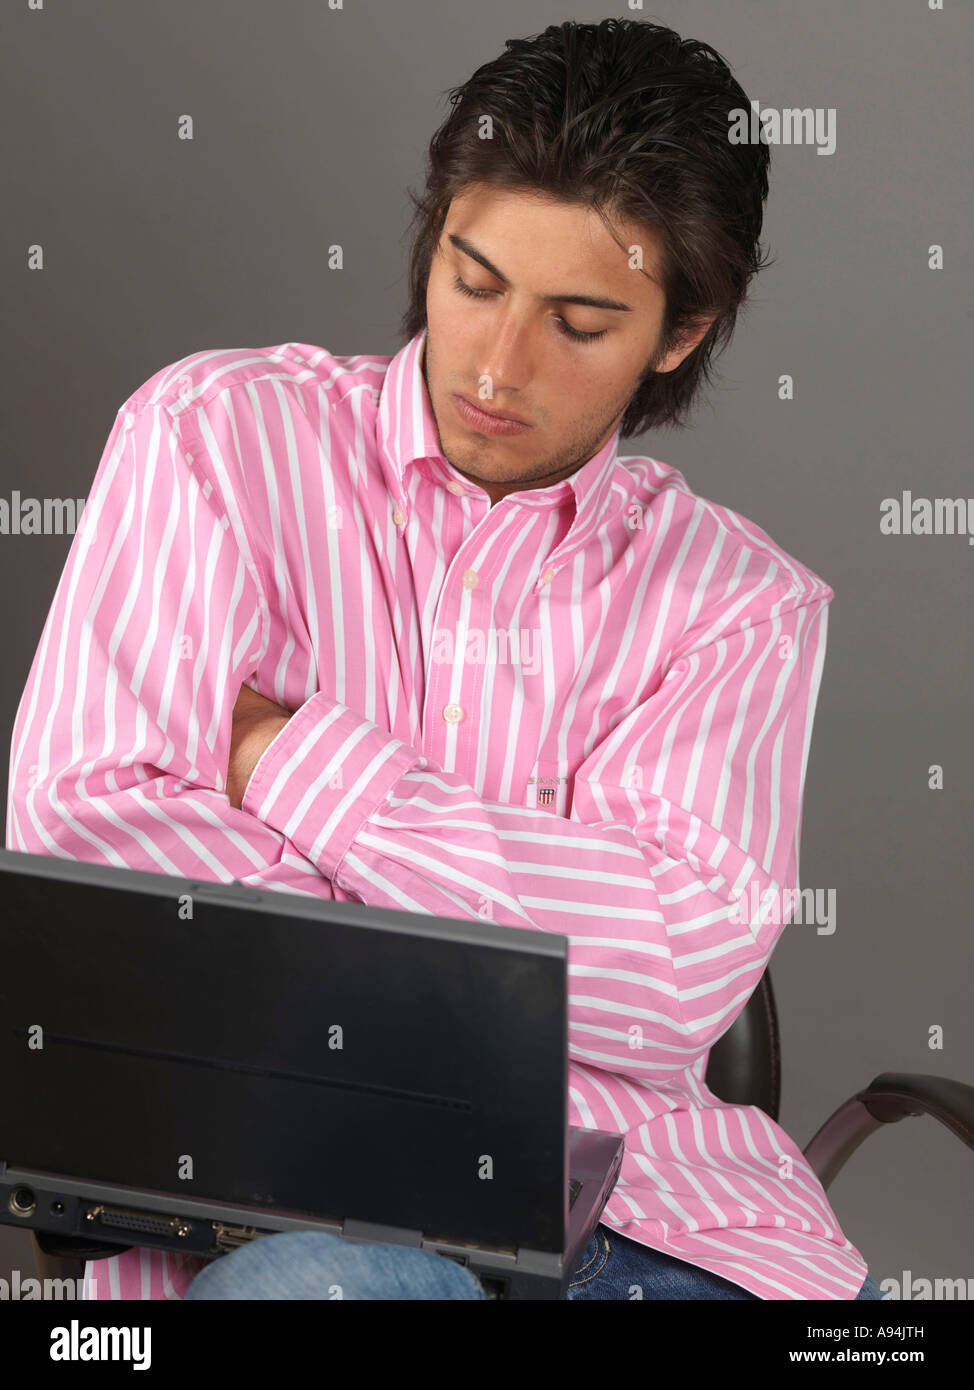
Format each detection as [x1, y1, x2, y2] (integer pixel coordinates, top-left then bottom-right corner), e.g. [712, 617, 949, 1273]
[377, 328, 625, 542]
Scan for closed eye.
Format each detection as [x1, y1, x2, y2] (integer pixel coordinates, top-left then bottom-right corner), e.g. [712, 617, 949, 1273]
[451, 274, 608, 344]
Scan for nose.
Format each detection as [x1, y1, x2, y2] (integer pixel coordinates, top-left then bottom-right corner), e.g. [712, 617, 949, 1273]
[477, 310, 533, 399]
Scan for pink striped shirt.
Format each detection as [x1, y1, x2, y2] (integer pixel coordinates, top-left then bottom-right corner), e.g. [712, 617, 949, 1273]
[6, 329, 868, 1300]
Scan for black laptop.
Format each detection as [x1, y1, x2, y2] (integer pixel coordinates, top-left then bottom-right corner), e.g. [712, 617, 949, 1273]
[0, 848, 623, 1300]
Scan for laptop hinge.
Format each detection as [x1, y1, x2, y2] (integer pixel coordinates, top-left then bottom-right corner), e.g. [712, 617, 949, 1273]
[421, 1234, 519, 1267]
[341, 1216, 521, 1266]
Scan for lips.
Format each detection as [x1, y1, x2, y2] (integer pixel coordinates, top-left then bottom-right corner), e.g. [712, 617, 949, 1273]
[456, 393, 530, 426]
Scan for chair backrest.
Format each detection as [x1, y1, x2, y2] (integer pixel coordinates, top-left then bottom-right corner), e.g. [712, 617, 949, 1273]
[703, 967, 781, 1120]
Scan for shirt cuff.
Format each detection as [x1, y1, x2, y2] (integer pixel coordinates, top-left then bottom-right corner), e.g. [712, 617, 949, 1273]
[240, 690, 419, 883]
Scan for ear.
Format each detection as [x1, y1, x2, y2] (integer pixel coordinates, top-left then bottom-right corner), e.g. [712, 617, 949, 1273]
[653, 315, 717, 374]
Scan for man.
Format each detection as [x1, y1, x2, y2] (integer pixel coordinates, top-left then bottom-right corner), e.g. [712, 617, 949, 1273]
[6, 17, 882, 1299]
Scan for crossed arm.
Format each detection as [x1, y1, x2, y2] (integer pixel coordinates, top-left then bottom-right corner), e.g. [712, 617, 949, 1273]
[225, 684, 293, 811]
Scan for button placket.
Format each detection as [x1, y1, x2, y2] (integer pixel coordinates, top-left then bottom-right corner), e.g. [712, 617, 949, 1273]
[420, 483, 493, 773]
[439, 577, 481, 771]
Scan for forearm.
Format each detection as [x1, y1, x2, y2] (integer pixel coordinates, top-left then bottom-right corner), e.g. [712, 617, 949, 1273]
[237, 691, 784, 1086]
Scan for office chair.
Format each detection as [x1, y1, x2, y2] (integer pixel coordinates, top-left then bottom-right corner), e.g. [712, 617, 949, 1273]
[29, 965, 974, 1287]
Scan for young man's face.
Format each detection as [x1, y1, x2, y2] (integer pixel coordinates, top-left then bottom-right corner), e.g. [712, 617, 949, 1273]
[422, 183, 709, 506]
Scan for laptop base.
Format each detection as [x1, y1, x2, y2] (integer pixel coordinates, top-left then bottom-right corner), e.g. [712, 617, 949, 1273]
[2, 1129, 623, 1300]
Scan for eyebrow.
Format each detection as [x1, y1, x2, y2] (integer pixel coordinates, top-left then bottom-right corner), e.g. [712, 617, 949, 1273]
[448, 233, 633, 313]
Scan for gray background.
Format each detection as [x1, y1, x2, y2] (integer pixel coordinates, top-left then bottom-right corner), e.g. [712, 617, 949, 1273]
[1, 0, 971, 1294]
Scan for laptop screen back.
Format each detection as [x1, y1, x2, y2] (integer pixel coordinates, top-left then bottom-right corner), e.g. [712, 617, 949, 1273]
[0, 850, 570, 1253]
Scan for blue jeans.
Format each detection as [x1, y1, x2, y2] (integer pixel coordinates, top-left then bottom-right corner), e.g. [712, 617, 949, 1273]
[184, 1222, 886, 1300]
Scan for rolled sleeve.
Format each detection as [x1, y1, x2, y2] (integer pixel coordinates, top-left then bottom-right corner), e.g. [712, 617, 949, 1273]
[240, 691, 420, 883]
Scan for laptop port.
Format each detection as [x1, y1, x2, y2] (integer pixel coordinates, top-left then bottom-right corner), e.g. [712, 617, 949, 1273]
[85, 1205, 191, 1238]
[212, 1223, 263, 1252]
[8, 1186, 36, 1217]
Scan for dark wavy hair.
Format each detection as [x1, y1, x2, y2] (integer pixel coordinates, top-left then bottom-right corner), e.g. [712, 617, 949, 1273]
[399, 18, 773, 437]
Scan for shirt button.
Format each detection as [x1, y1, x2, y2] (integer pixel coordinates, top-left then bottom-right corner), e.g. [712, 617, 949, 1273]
[392, 507, 406, 526]
[442, 703, 465, 724]
[541, 567, 557, 584]
[446, 481, 466, 496]
[461, 569, 478, 589]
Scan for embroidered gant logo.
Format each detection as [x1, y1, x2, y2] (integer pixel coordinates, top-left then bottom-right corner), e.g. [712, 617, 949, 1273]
[528, 770, 566, 812]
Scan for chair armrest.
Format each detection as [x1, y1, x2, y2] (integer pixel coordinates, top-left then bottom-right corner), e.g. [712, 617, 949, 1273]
[803, 1071, 974, 1189]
